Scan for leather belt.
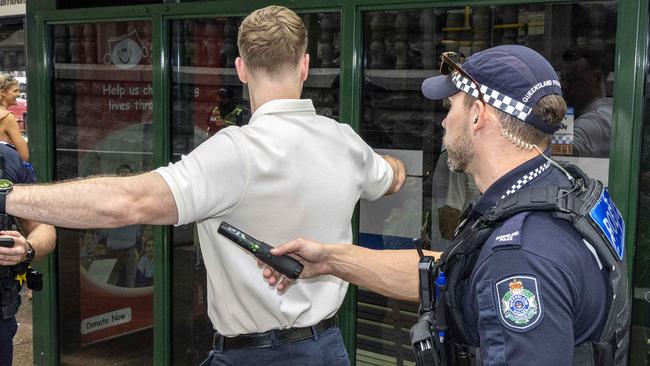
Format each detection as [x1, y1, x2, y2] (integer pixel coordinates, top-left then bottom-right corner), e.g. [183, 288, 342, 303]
[212, 317, 337, 351]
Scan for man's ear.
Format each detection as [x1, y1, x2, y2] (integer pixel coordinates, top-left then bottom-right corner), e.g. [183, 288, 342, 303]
[300, 54, 310, 82]
[471, 99, 488, 132]
[235, 57, 248, 84]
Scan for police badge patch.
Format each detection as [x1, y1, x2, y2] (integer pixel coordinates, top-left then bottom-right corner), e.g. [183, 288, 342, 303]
[495, 275, 543, 332]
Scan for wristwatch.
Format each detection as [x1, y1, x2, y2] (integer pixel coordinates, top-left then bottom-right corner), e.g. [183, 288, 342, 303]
[24, 240, 35, 264]
[0, 179, 13, 215]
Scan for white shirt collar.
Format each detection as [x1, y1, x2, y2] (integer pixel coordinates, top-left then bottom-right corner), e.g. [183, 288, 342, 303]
[249, 99, 316, 125]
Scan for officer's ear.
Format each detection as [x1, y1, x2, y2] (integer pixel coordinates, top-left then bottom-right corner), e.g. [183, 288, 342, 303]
[470, 99, 487, 131]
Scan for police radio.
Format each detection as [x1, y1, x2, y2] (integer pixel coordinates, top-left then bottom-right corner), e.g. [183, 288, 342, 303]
[218, 222, 304, 279]
[410, 238, 448, 366]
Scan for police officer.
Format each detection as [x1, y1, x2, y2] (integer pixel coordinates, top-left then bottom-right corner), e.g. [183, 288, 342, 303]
[265, 45, 628, 365]
[0, 143, 56, 366]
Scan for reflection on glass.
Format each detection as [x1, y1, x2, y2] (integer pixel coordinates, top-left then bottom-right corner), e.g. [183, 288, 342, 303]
[168, 13, 340, 365]
[357, 3, 617, 365]
[560, 46, 613, 158]
[52, 21, 154, 365]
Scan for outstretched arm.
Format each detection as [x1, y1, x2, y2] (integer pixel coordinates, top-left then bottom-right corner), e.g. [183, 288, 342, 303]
[6, 171, 178, 228]
[266, 238, 440, 302]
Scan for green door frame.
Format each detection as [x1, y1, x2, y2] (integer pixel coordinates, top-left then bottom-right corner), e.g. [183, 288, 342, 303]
[610, 0, 648, 273]
[26, 1, 56, 364]
[26, 0, 645, 365]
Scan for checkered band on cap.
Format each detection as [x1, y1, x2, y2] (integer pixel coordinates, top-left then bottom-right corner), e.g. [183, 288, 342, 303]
[451, 72, 532, 123]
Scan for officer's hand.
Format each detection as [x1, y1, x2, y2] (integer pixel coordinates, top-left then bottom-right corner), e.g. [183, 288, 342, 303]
[0, 231, 28, 266]
[260, 238, 332, 292]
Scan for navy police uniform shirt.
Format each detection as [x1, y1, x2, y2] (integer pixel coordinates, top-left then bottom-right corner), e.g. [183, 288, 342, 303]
[0, 143, 36, 184]
[0, 144, 35, 366]
[462, 153, 607, 365]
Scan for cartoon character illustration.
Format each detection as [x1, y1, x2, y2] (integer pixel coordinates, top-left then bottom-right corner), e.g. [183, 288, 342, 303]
[103, 29, 149, 69]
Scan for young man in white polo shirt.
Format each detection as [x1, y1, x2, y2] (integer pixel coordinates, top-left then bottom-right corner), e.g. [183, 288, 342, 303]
[1, 5, 406, 365]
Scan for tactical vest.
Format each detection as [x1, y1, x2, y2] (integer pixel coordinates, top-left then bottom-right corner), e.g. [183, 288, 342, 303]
[433, 163, 629, 366]
[0, 153, 24, 319]
[0, 251, 25, 320]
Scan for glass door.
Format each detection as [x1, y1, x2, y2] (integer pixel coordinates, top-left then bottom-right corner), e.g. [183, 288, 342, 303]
[51, 20, 155, 365]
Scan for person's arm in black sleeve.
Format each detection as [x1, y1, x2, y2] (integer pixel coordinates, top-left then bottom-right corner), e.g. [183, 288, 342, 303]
[470, 247, 576, 365]
[468, 215, 586, 366]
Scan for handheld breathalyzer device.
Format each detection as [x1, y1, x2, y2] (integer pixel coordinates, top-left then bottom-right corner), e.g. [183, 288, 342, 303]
[218, 222, 304, 279]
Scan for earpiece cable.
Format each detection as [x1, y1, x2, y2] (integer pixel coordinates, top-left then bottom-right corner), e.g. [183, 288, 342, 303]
[501, 128, 575, 182]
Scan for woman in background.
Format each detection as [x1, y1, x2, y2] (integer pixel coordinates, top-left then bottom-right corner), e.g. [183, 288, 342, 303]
[0, 74, 28, 161]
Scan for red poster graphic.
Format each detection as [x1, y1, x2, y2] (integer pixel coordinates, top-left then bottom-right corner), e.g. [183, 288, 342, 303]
[72, 27, 156, 346]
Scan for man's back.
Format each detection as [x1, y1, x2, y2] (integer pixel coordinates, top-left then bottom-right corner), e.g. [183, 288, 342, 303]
[157, 99, 393, 335]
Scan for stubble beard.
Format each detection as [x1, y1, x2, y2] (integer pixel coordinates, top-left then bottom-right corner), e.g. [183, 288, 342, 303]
[445, 126, 474, 173]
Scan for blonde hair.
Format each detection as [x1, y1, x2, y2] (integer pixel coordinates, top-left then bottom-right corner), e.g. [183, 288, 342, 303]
[237, 5, 308, 75]
[0, 74, 17, 91]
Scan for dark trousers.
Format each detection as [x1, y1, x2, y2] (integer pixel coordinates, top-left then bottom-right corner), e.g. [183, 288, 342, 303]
[200, 326, 350, 366]
[0, 316, 17, 366]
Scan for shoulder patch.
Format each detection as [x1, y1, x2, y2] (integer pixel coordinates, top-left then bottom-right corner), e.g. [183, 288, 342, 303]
[491, 212, 530, 248]
[495, 275, 543, 332]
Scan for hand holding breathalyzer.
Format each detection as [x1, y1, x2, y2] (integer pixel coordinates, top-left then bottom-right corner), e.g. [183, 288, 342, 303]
[218, 222, 304, 279]
[264, 237, 334, 291]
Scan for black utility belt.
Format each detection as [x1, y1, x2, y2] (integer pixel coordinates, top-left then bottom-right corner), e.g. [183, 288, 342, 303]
[0, 266, 43, 291]
[212, 317, 337, 351]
